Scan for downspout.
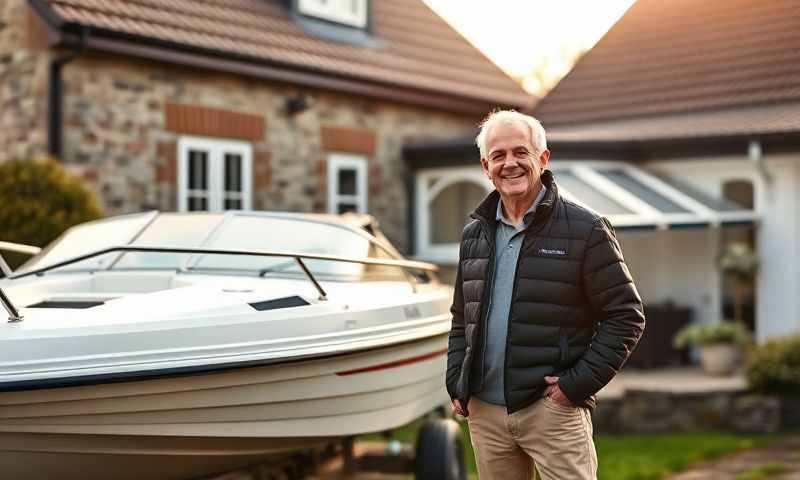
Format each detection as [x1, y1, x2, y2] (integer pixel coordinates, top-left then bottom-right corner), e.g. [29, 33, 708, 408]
[749, 139, 773, 203]
[48, 26, 89, 159]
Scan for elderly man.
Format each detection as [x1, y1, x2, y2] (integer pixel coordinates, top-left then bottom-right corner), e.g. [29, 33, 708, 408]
[446, 110, 645, 480]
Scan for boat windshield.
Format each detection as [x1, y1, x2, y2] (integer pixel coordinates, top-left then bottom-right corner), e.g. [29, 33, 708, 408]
[17, 212, 397, 279]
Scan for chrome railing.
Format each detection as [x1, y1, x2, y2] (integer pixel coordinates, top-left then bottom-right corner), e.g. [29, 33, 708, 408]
[0, 254, 11, 278]
[5, 245, 439, 318]
[0, 241, 42, 256]
[0, 240, 42, 278]
[0, 287, 23, 323]
[0, 241, 41, 321]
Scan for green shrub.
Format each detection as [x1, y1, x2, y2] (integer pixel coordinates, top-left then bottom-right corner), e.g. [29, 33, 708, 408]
[0, 158, 103, 269]
[746, 335, 800, 395]
[673, 321, 751, 349]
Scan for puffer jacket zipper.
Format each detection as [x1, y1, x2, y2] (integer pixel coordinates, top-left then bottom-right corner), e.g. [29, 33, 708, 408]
[474, 219, 496, 393]
[502, 212, 553, 407]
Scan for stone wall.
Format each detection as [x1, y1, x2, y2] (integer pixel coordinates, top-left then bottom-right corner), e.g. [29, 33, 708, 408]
[593, 390, 784, 434]
[58, 52, 478, 251]
[0, 0, 50, 162]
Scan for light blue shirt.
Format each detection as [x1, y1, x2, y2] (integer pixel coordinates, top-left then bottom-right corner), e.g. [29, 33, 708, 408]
[475, 186, 546, 405]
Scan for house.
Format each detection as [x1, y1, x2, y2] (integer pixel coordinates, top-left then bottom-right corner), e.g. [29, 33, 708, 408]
[404, 0, 800, 341]
[0, 0, 531, 253]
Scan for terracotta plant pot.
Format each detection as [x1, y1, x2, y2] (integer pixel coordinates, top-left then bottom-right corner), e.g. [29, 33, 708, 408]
[700, 344, 741, 376]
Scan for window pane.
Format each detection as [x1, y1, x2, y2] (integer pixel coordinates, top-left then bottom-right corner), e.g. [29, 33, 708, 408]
[17, 213, 154, 273]
[430, 182, 486, 244]
[188, 197, 208, 211]
[225, 199, 243, 210]
[338, 203, 358, 214]
[653, 173, 748, 212]
[555, 171, 634, 215]
[596, 169, 689, 213]
[115, 213, 224, 269]
[225, 153, 242, 193]
[298, 0, 367, 28]
[338, 168, 357, 195]
[188, 150, 208, 190]
[196, 214, 370, 277]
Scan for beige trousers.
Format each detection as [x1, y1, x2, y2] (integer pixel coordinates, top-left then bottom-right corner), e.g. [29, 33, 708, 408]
[466, 396, 597, 480]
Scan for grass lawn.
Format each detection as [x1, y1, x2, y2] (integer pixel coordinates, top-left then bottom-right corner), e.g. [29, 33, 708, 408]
[369, 419, 776, 480]
[595, 432, 774, 480]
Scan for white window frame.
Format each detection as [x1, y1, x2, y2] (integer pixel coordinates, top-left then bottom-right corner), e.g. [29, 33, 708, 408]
[177, 136, 253, 212]
[298, 0, 368, 28]
[327, 153, 368, 214]
[415, 166, 492, 264]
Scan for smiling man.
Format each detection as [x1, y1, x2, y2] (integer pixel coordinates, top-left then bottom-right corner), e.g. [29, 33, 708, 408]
[446, 110, 645, 480]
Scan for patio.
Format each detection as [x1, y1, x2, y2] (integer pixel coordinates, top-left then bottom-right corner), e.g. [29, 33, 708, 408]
[598, 366, 747, 400]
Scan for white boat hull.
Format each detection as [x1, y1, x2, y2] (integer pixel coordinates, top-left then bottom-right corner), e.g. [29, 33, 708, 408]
[0, 212, 455, 479]
[0, 333, 449, 479]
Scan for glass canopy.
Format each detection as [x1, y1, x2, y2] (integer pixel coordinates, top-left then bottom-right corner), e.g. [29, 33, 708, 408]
[550, 162, 758, 231]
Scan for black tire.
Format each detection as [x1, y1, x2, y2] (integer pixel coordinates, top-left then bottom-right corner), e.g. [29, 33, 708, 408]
[415, 418, 467, 480]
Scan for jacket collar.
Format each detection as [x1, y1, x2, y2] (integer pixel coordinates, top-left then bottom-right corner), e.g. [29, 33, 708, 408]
[472, 169, 559, 225]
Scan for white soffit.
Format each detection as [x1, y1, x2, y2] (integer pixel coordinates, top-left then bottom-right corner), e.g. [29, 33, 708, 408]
[552, 161, 758, 231]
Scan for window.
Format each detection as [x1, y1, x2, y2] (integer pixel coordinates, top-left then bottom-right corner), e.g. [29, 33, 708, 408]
[430, 182, 486, 244]
[17, 212, 157, 273]
[415, 167, 492, 264]
[328, 154, 367, 214]
[177, 136, 252, 212]
[298, 0, 368, 28]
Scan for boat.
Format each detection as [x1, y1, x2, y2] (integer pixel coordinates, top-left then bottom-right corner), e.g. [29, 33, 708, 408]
[0, 211, 453, 480]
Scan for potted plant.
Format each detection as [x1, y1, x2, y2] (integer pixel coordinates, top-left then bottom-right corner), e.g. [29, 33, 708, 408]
[673, 321, 751, 376]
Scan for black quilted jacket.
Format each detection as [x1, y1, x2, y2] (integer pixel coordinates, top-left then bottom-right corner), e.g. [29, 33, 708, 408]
[446, 169, 645, 414]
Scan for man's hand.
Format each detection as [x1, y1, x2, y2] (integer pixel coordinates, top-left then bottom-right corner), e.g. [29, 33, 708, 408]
[451, 399, 467, 417]
[544, 376, 575, 407]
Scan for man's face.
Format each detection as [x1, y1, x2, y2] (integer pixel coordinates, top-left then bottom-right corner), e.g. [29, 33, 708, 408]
[481, 121, 550, 202]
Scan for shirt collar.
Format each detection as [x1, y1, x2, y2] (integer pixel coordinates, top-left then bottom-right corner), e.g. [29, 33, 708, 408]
[496, 186, 547, 229]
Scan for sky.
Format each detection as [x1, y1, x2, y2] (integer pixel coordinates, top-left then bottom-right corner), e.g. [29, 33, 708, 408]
[422, 0, 636, 96]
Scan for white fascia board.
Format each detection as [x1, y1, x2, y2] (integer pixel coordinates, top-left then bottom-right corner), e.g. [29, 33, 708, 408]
[716, 211, 760, 224]
[607, 215, 664, 229]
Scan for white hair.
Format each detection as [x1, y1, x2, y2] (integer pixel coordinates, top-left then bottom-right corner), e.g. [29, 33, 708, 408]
[475, 110, 547, 158]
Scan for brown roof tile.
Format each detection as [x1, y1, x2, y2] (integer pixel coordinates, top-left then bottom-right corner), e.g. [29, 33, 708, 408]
[546, 101, 800, 143]
[40, 0, 531, 109]
[533, 0, 800, 127]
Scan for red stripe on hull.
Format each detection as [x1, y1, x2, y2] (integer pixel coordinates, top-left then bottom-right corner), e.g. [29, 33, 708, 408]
[335, 348, 448, 376]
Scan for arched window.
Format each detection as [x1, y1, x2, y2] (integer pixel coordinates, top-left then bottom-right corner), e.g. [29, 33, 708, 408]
[414, 168, 491, 263]
[430, 181, 486, 244]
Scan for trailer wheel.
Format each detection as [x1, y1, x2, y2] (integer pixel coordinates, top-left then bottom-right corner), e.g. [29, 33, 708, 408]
[415, 418, 467, 480]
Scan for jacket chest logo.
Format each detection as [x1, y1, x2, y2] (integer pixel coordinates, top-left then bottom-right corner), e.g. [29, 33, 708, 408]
[538, 247, 567, 257]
